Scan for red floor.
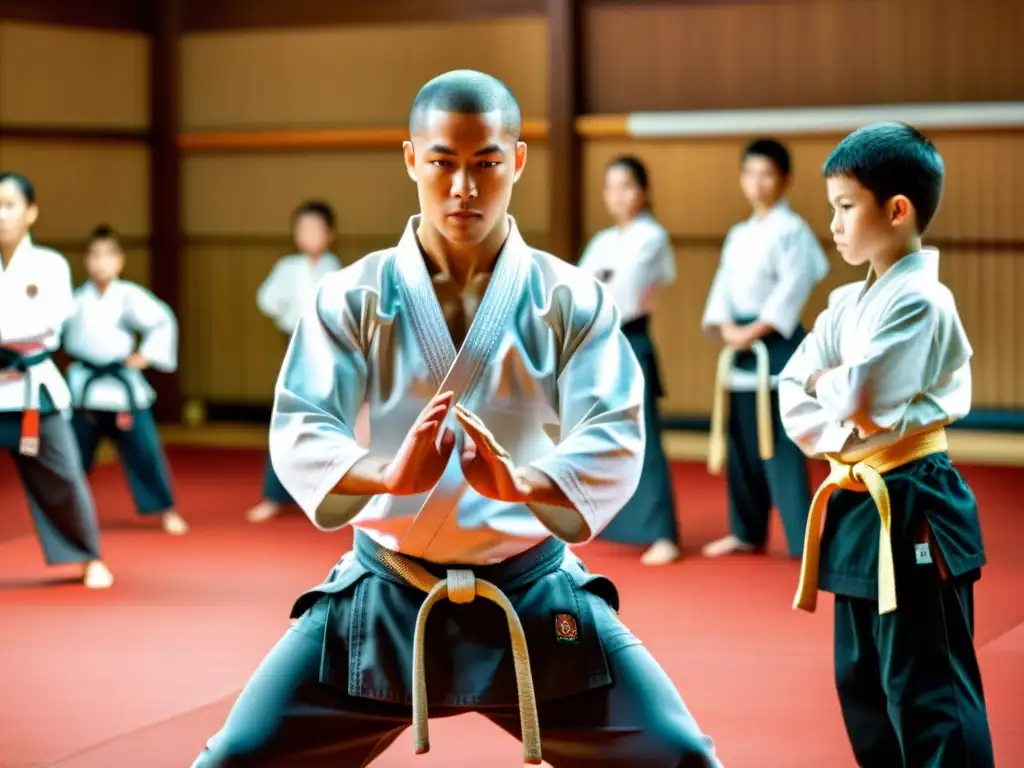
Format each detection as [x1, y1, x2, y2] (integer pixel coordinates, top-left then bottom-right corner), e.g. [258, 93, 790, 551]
[0, 447, 1021, 767]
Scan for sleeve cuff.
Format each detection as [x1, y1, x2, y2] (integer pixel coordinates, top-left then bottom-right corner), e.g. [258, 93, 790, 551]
[757, 305, 800, 339]
[525, 459, 596, 543]
[305, 447, 373, 531]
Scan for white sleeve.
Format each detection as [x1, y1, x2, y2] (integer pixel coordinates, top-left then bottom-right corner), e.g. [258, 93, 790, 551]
[701, 234, 735, 337]
[758, 224, 829, 339]
[634, 228, 676, 287]
[256, 261, 290, 321]
[778, 300, 850, 457]
[269, 274, 372, 531]
[815, 292, 942, 429]
[125, 284, 179, 372]
[528, 281, 646, 541]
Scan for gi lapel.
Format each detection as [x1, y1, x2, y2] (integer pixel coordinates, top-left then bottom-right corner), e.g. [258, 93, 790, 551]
[392, 216, 530, 558]
[392, 215, 529, 406]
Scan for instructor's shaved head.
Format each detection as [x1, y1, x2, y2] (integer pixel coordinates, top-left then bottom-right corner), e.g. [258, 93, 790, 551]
[409, 70, 522, 140]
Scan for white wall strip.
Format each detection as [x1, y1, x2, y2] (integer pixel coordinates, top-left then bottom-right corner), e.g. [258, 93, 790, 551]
[626, 102, 1024, 138]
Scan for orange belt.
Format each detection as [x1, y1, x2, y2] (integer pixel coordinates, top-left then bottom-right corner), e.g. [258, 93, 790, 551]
[793, 427, 949, 615]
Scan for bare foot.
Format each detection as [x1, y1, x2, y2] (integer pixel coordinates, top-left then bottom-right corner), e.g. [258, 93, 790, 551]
[701, 534, 758, 558]
[83, 560, 114, 589]
[246, 500, 282, 523]
[641, 538, 682, 566]
[161, 510, 190, 536]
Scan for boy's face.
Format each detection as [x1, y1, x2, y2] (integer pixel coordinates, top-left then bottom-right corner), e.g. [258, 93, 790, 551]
[293, 213, 333, 256]
[85, 238, 124, 283]
[827, 175, 906, 267]
[740, 154, 786, 209]
[403, 109, 526, 246]
[603, 165, 645, 223]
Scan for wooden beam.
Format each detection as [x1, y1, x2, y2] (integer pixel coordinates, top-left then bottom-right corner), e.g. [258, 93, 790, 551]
[178, 120, 549, 152]
[0, 0, 148, 31]
[546, 0, 584, 262]
[0, 126, 149, 144]
[147, 0, 184, 424]
[182, 0, 545, 31]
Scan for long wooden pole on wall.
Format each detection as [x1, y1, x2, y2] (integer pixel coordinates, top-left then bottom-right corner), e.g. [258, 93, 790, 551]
[547, 0, 584, 262]
[148, 0, 184, 424]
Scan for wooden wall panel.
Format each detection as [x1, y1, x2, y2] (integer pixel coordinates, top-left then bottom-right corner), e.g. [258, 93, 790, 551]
[0, 22, 149, 128]
[180, 147, 549, 402]
[0, 140, 151, 286]
[585, 0, 1024, 113]
[180, 19, 548, 130]
[583, 130, 1024, 414]
[0, 140, 150, 239]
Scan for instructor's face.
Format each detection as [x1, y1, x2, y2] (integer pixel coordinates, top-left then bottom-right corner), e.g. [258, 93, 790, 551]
[404, 110, 526, 245]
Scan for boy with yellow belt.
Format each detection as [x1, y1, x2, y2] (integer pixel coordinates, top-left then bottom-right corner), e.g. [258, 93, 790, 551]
[778, 122, 993, 767]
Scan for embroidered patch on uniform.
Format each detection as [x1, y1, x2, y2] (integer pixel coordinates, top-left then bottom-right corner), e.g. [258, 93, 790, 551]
[554, 613, 579, 643]
[25, 284, 38, 298]
[914, 542, 933, 565]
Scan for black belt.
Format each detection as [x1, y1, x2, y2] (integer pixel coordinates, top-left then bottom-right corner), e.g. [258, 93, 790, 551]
[78, 360, 138, 430]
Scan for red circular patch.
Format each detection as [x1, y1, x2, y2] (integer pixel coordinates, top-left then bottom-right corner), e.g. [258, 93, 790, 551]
[555, 613, 578, 642]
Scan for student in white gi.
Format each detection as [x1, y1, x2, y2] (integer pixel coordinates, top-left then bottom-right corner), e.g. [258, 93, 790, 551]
[0, 172, 113, 588]
[578, 155, 681, 566]
[63, 225, 186, 536]
[778, 122, 992, 768]
[194, 70, 720, 768]
[246, 201, 342, 523]
[701, 139, 829, 559]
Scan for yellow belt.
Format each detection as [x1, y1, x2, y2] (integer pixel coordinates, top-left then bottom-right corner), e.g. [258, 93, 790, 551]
[707, 340, 774, 475]
[375, 547, 543, 765]
[793, 426, 949, 615]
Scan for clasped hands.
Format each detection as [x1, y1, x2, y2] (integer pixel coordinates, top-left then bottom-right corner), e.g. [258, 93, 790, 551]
[378, 391, 532, 503]
[719, 321, 760, 351]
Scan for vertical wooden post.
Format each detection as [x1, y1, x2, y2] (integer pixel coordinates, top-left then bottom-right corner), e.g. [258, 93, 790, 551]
[546, 0, 584, 262]
[148, 0, 183, 423]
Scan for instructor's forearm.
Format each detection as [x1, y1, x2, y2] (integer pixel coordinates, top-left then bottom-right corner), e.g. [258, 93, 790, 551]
[331, 455, 390, 496]
[517, 466, 589, 543]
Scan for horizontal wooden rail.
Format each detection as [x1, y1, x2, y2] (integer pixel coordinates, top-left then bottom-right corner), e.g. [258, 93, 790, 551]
[0, 125, 150, 144]
[179, 119, 550, 152]
[177, 103, 1024, 152]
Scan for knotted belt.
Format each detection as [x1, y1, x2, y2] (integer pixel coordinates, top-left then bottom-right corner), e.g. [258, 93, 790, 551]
[0, 346, 53, 456]
[79, 360, 138, 430]
[707, 339, 774, 474]
[374, 546, 543, 765]
[793, 426, 949, 615]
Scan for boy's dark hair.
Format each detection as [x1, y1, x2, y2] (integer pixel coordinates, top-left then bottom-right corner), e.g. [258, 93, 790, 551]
[0, 172, 36, 205]
[742, 139, 791, 176]
[822, 122, 945, 233]
[87, 224, 123, 252]
[409, 69, 522, 140]
[292, 200, 336, 230]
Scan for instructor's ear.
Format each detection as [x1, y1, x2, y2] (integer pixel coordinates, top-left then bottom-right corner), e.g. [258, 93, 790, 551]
[512, 142, 528, 184]
[403, 141, 418, 182]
